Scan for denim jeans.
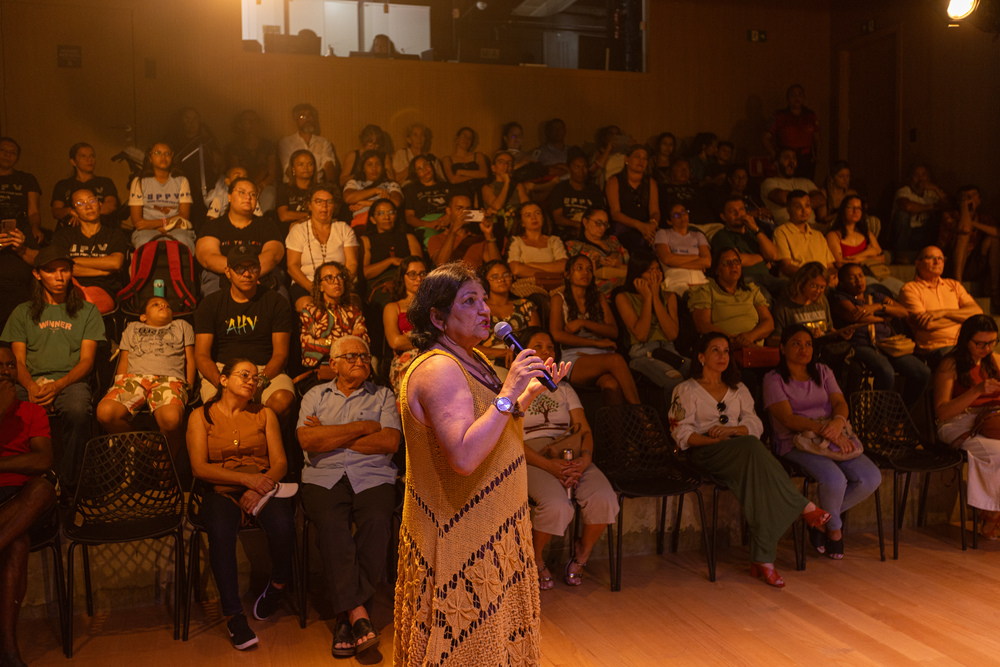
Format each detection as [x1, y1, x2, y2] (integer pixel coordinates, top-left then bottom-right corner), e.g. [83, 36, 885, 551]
[17, 381, 92, 483]
[851, 346, 931, 406]
[782, 450, 882, 532]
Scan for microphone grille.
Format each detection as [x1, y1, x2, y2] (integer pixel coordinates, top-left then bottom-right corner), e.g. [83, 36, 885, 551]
[494, 321, 512, 337]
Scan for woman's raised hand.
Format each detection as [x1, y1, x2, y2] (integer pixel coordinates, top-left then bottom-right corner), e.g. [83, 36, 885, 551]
[634, 277, 652, 299]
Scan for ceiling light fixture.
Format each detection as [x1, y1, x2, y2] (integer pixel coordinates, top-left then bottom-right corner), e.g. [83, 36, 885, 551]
[947, 0, 979, 20]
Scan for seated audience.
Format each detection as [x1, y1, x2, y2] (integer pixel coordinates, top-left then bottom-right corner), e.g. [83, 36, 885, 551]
[1, 247, 104, 483]
[499, 121, 533, 170]
[343, 150, 402, 228]
[657, 159, 697, 214]
[298, 261, 368, 393]
[96, 296, 195, 456]
[0, 343, 57, 667]
[550, 254, 640, 405]
[507, 202, 568, 281]
[297, 335, 400, 657]
[278, 103, 339, 184]
[826, 195, 901, 294]
[224, 110, 278, 213]
[440, 126, 489, 201]
[534, 118, 571, 180]
[205, 166, 265, 220]
[0, 137, 42, 242]
[948, 185, 999, 313]
[477, 260, 541, 365]
[518, 328, 618, 590]
[566, 207, 628, 297]
[821, 160, 856, 226]
[50, 142, 119, 226]
[275, 149, 318, 230]
[649, 131, 676, 185]
[186, 358, 296, 651]
[52, 187, 126, 314]
[340, 125, 396, 187]
[654, 203, 710, 295]
[830, 263, 930, 406]
[689, 248, 774, 348]
[128, 141, 196, 252]
[934, 315, 1000, 539]
[286, 183, 359, 310]
[548, 148, 606, 237]
[761, 148, 825, 226]
[773, 189, 836, 281]
[167, 107, 223, 222]
[711, 164, 774, 231]
[196, 178, 285, 297]
[763, 84, 821, 179]
[481, 150, 529, 235]
[669, 332, 830, 587]
[767, 262, 840, 346]
[898, 245, 982, 365]
[402, 155, 451, 242]
[764, 324, 880, 559]
[606, 145, 659, 253]
[687, 132, 718, 186]
[392, 123, 431, 180]
[614, 252, 688, 398]
[711, 195, 784, 301]
[383, 256, 426, 394]
[0, 208, 38, 325]
[428, 193, 501, 269]
[890, 163, 946, 258]
[588, 125, 624, 189]
[360, 198, 422, 307]
[194, 247, 295, 421]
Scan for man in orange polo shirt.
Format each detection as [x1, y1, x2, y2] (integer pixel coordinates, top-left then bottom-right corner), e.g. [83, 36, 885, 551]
[898, 245, 982, 365]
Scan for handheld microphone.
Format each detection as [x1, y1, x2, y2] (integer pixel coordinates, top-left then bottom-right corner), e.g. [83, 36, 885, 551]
[493, 322, 558, 392]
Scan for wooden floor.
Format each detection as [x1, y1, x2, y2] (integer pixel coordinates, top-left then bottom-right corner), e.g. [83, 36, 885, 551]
[21, 524, 1000, 666]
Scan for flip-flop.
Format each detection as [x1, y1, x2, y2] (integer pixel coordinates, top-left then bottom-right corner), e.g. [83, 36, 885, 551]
[352, 617, 380, 654]
[331, 619, 355, 659]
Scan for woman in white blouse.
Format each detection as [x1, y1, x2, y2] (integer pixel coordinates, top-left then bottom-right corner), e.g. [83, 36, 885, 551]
[669, 331, 830, 588]
[507, 202, 568, 279]
[285, 183, 359, 311]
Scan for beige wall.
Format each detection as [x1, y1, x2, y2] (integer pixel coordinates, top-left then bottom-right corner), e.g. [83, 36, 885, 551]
[2, 0, 831, 229]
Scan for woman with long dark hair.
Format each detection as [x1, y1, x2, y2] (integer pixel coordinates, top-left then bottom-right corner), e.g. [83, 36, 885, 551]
[507, 202, 568, 280]
[441, 126, 489, 200]
[477, 259, 541, 364]
[935, 315, 1000, 539]
[343, 149, 402, 228]
[383, 256, 427, 393]
[763, 324, 881, 558]
[826, 194, 902, 294]
[51, 142, 119, 226]
[606, 145, 659, 252]
[550, 254, 641, 404]
[339, 124, 396, 186]
[566, 207, 629, 297]
[128, 141, 196, 251]
[185, 357, 296, 651]
[670, 332, 830, 587]
[275, 148, 318, 229]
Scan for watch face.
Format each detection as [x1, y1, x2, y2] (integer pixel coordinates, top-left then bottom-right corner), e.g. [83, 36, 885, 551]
[495, 396, 513, 413]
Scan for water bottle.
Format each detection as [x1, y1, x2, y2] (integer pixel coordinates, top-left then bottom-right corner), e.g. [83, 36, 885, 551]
[153, 279, 165, 298]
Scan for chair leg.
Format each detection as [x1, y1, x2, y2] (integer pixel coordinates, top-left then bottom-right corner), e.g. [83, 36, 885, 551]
[972, 506, 979, 550]
[192, 533, 201, 603]
[874, 487, 885, 562]
[711, 486, 720, 579]
[301, 518, 310, 625]
[613, 499, 625, 592]
[82, 545, 94, 617]
[670, 494, 684, 554]
[173, 530, 183, 640]
[656, 497, 667, 556]
[47, 541, 68, 657]
[917, 472, 931, 527]
[693, 491, 714, 582]
[604, 523, 614, 591]
[958, 467, 968, 552]
[892, 472, 901, 560]
[793, 519, 805, 572]
[898, 472, 912, 530]
[65, 542, 76, 658]
[183, 529, 200, 641]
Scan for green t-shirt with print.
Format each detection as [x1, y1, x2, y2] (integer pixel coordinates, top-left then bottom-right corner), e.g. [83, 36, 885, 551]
[0, 301, 105, 380]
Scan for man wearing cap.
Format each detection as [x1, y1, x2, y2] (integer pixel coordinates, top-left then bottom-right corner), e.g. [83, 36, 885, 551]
[0, 246, 105, 483]
[194, 245, 296, 425]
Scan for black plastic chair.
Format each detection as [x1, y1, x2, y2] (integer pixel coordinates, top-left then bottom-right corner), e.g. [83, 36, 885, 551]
[849, 390, 966, 559]
[594, 404, 712, 590]
[28, 504, 67, 656]
[62, 431, 185, 657]
[183, 480, 304, 640]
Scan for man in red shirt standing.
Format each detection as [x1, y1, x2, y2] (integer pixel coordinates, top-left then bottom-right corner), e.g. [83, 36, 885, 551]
[0, 343, 56, 666]
[764, 84, 821, 180]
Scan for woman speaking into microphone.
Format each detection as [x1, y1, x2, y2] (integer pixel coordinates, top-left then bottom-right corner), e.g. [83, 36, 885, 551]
[394, 261, 570, 666]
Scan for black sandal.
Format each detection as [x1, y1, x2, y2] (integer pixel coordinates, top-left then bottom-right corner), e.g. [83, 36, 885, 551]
[352, 617, 380, 654]
[826, 537, 844, 559]
[808, 526, 827, 555]
[332, 619, 355, 659]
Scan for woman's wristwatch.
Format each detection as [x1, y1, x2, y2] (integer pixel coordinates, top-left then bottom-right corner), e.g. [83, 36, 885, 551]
[493, 395, 524, 418]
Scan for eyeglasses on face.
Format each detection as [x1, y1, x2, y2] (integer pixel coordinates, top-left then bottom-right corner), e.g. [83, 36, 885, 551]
[320, 274, 345, 284]
[405, 270, 427, 279]
[716, 402, 729, 425]
[971, 338, 997, 349]
[151, 150, 173, 157]
[336, 352, 371, 364]
[312, 198, 335, 206]
[719, 259, 742, 268]
[231, 264, 261, 276]
[671, 209, 690, 220]
[74, 198, 98, 207]
[584, 217, 610, 228]
[488, 272, 512, 282]
[233, 189, 257, 199]
[231, 370, 264, 385]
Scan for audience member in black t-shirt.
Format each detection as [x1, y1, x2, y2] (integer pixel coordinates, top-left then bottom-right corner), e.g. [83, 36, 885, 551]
[224, 110, 279, 213]
[50, 142, 120, 227]
[547, 148, 606, 238]
[195, 178, 285, 297]
[51, 187, 127, 312]
[0, 137, 42, 243]
[403, 155, 451, 233]
[276, 149, 317, 231]
[0, 215, 38, 325]
[194, 246, 295, 420]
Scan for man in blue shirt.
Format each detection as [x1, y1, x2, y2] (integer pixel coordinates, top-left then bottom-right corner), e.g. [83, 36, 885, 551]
[297, 335, 400, 658]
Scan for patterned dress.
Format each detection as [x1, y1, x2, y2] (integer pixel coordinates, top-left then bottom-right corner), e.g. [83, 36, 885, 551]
[299, 301, 369, 368]
[395, 349, 541, 666]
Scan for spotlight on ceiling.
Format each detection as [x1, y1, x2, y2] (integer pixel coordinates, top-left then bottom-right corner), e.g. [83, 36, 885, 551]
[948, 0, 980, 19]
[475, 1, 487, 9]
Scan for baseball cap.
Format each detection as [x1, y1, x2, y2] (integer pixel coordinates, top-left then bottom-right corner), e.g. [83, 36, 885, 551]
[34, 246, 74, 269]
[227, 245, 261, 268]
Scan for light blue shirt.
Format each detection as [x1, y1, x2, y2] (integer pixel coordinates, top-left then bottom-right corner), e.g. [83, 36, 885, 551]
[297, 380, 400, 492]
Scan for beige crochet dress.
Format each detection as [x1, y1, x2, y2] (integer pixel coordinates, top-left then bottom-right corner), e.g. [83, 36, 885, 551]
[394, 349, 541, 666]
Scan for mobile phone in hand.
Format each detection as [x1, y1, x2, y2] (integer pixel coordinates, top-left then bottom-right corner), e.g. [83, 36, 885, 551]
[466, 210, 485, 222]
[0, 219, 15, 235]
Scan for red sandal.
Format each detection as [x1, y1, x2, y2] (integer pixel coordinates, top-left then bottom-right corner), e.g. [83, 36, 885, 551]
[802, 506, 831, 530]
[750, 562, 785, 588]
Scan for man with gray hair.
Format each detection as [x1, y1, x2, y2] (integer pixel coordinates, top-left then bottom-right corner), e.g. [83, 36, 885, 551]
[296, 334, 400, 658]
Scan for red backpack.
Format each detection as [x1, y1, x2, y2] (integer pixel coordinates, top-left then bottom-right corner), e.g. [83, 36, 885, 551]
[117, 239, 198, 317]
